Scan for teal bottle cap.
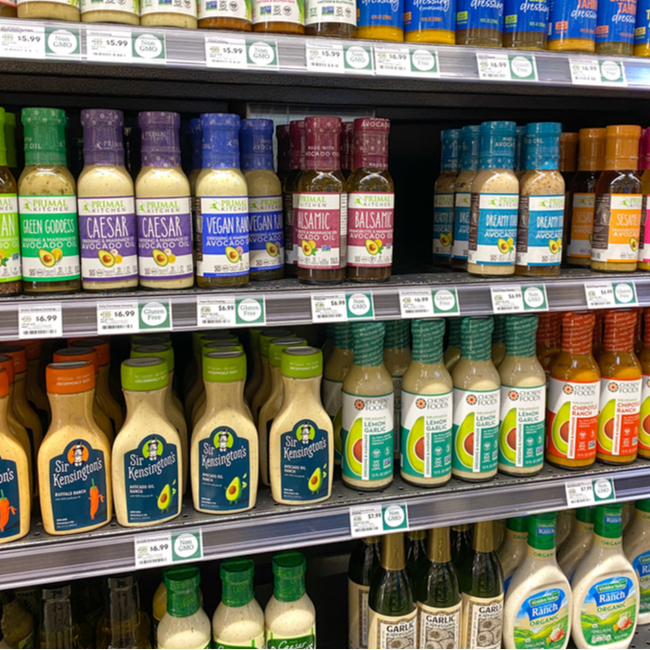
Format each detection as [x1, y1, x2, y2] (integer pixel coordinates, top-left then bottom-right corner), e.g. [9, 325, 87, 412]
[384, 320, 411, 350]
[352, 322, 386, 367]
[121, 357, 168, 391]
[480, 120, 516, 170]
[132, 344, 175, 373]
[505, 314, 538, 358]
[260, 328, 293, 358]
[281, 346, 322, 379]
[527, 512, 556, 551]
[269, 338, 307, 368]
[448, 317, 461, 348]
[220, 559, 255, 608]
[461, 125, 481, 173]
[22, 107, 67, 166]
[203, 350, 247, 383]
[576, 506, 596, 524]
[272, 552, 306, 603]
[594, 504, 623, 539]
[506, 516, 529, 533]
[411, 318, 445, 365]
[164, 566, 201, 618]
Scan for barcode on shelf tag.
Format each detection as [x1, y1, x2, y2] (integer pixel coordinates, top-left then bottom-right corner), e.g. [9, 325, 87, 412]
[349, 503, 409, 537]
[18, 304, 63, 339]
[138, 300, 172, 331]
[399, 289, 434, 318]
[0, 24, 45, 59]
[305, 41, 345, 73]
[374, 46, 411, 75]
[134, 530, 203, 569]
[569, 58, 626, 86]
[97, 302, 139, 334]
[87, 30, 133, 63]
[584, 281, 637, 309]
[205, 36, 247, 69]
[476, 53, 537, 81]
[311, 293, 348, 323]
[490, 285, 548, 313]
[197, 296, 266, 328]
[132, 32, 166, 64]
[565, 478, 616, 507]
[44, 27, 81, 59]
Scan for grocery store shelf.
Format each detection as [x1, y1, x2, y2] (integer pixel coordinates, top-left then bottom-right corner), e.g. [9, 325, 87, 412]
[0, 459, 648, 588]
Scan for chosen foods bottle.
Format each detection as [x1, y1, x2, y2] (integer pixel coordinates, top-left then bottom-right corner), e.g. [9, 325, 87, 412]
[497, 516, 529, 592]
[502, 0, 549, 49]
[492, 314, 506, 367]
[536, 312, 562, 386]
[547, 0, 596, 51]
[400, 318, 453, 487]
[595, 0, 636, 55]
[546, 311, 600, 470]
[467, 121, 519, 277]
[348, 536, 380, 650]
[444, 317, 461, 371]
[283, 120, 305, 277]
[269, 346, 333, 505]
[623, 499, 650, 625]
[458, 520, 504, 649]
[591, 125, 643, 273]
[433, 128, 461, 266]
[0, 109, 20, 297]
[639, 309, 650, 459]
[342, 322, 394, 491]
[635, 0, 650, 55]
[558, 506, 595, 582]
[38, 361, 112, 535]
[456, 0, 504, 46]
[571, 504, 640, 649]
[452, 317, 500, 482]
[597, 309, 642, 465]
[368, 533, 417, 649]
[19, 108, 80, 294]
[356, 0, 404, 41]
[404, 0, 455, 42]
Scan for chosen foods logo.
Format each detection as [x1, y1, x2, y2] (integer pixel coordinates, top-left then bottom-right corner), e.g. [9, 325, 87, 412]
[415, 398, 426, 409]
[608, 382, 619, 392]
[466, 394, 477, 405]
[508, 390, 519, 401]
[563, 384, 573, 395]
[354, 399, 365, 410]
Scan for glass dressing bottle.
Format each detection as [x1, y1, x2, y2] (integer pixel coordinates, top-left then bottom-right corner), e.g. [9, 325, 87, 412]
[40, 585, 78, 649]
[547, 0, 597, 51]
[497, 516, 529, 592]
[433, 129, 461, 266]
[283, 120, 305, 278]
[348, 536, 380, 650]
[0, 109, 20, 297]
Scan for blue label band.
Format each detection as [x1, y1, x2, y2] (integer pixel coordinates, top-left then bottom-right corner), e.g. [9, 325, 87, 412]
[548, 0, 597, 41]
[596, 0, 636, 43]
[504, 0, 549, 33]
[405, 0, 455, 32]
[456, 0, 504, 30]
[357, 0, 405, 28]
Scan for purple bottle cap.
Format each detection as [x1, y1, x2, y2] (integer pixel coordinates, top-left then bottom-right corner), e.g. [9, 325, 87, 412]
[138, 111, 181, 168]
[190, 118, 202, 170]
[240, 119, 273, 172]
[201, 113, 240, 169]
[81, 109, 124, 167]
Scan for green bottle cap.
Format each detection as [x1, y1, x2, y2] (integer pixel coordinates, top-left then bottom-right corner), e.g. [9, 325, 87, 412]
[121, 357, 168, 391]
[281, 346, 322, 379]
[22, 107, 67, 166]
[505, 314, 538, 358]
[576, 506, 596, 524]
[164, 566, 201, 618]
[636, 499, 650, 514]
[352, 322, 385, 367]
[506, 516, 529, 533]
[461, 317, 494, 362]
[527, 512, 556, 550]
[4, 112, 15, 169]
[384, 320, 410, 350]
[493, 315, 506, 344]
[250, 328, 262, 352]
[203, 351, 247, 383]
[272, 552, 306, 603]
[220, 559, 255, 608]
[594, 504, 623, 539]
[448, 318, 461, 349]
[132, 344, 175, 372]
[0, 108, 6, 168]
[203, 341, 244, 357]
[260, 329, 292, 358]
[333, 323, 353, 350]
[191, 331, 234, 354]
[269, 338, 307, 368]
[411, 319, 445, 364]
[132, 334, 171, 349]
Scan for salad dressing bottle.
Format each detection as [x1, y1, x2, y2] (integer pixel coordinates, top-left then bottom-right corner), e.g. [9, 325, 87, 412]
[433, 129, 461, 265]
[456, 0, 505, 46]
[0, 109, 20, 297]
[282, 120, 305, 277]
[639, 308, 650, 458]
[558, 506, 595, 582]
[623, 499, 650, 625]
[406, 529, 428, 586]
[444, 317, 462, 371]
[536, 312, 562, 386]
[451, 524, 473, 564]
[20, 339, 50, 430]
[497, 517, 529, 592]
[348, 536, 380, 650]
[40, 585, 79, 649]
[492, 315, 507, 367]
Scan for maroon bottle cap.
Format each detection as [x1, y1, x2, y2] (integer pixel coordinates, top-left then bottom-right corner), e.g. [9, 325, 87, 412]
[276, 124, 291, 173]
[340, 121, 354, 171]
[305, 116, 342, 172]
[353, 118, 390, 170]
[290, 120, 305, 171]
[641, 127, 650, 171]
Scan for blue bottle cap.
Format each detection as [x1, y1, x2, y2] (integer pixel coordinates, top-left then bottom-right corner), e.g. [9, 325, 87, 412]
[460, 125, 480, 172]
[201, 113, 241, 169]
[240, 119, 274, 172]
[190, 118, 202, 171]
[525, 122, 562, 170]
[514, 125, 527, 172]
[480, 121, 516, 170]
[441, 128, 461, 172]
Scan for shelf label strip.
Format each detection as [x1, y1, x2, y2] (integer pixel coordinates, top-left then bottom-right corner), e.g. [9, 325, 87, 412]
[197, 296, 266, 328]
[490, 284, 548, 313]
[350, 502, 409, 537]
[565, 477, 616, 508]
[584, 281, 637, 309]
[134, 530, 203, 569]
[87, 29, 134, 63]
[305, 41, 345, 73]
[0, 24, 45, 59]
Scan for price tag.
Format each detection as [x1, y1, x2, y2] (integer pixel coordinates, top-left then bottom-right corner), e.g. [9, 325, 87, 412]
[138, 300, 172, 331]
[305, 42, 345, 73]
[584, 281, 637, 309]
[134, 530, 203, 569]
[344, 44, 374, 74]
[19, 304, 63, 339]
[490, 285, 548, 313]
[197, 296, 266, 327]
[570, 58, 626, 86]
[87, 30, 133, 63]
[246, 40, 278, 68]
[205, 36, 247, 69]
[96, 301, 139, 334]
[399, 289, 434, 318]
[44, 27, 80, 59]
[132, 32, 166, 64]
[0, 25, 45, 59]
[374, 46, 411, 75]
[311, 293, 348, 323]
[350, 503, 409, 537]
[565, 478, 616, 508]
[476, 53, 538, 81]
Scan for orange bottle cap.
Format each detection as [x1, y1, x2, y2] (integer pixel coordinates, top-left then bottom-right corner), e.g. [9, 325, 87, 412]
[559, 132, 579, 172]
[537, 312, 562, 347]
[46, 361, 95, 394]
[0, 355, 16, 384]
[604, 125, 642, 170]
[593, 311, 604, 343]
[636, 309, 643, 343]
[561, 311, 595, 355]
[0, 368, 10, 398]
[53, 347, 99, 375]
[577, 128, 606, 172]
[71, 338, 110, 367]
[644, 308, 650, 348]
[0, 345, 27, 374]
[8, 339, 41, 361]
[604, 309, 637, 352]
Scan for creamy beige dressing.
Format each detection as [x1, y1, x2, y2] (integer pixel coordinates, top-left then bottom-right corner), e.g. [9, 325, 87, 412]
[212, 599, 264, 648]
[158, 608, 211, 649]
[384, 345, 411, 460]
[498, 527, 528, 588]
[556, 511, 575, 548]
[265, 593, 316, 646]
[624, 505, 650, 624]
[444, 345, 461, 371]
[559, 519, 594, 582]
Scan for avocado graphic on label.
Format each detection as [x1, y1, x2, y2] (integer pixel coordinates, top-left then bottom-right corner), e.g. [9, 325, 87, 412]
[640, 392, 650, 449]
[499, 408, 517, 464]
[497, 238, 510, 254]
[152, 249, 168, 267]
[308, 467, 323, 493]
[597, 398, 616, 452]
[405, 416, 425, 474]
[226, 476, 241, 502]
[455, 412, 474, 469]
[345, 418, 363, 476]
[631, 237, 639, 252]
[38, 249, 56, 268]
[365, 239, 379, 255]
[225, 246, 240, 263]
[551, 401, 570, 455]
[157, 484, 171, 511]
[548, 240, 560, 255]
[302, 241, 313, 256]
[98, 249, 115, 268]
[266, 241, 279, 257]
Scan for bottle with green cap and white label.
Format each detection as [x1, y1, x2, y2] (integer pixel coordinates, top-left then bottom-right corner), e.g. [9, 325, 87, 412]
[112, 357, 182, 527]
[158, 566, 211, 650]
[504, 512, 572, 650]
[498, 516, 529, 593]
[400, 318, 453, 487]
[559, 507, 595, 583]
[341, 322, 395, 491]
[212, 559, 264, 649]
[0, 107, 20, 296]
[269, 346, 333, 505]
[258, 337, 307, 487]
[191, 350, 258, 515]
[624, 499, 650, 624]
[572, 504, 640, 649]
[265, 552, 316, 649]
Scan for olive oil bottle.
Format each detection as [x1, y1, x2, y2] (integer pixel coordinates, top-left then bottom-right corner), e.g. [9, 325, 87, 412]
[451, 524, 472, 564]
[348, 536, 380, 649]
[406, 529, 428, 587]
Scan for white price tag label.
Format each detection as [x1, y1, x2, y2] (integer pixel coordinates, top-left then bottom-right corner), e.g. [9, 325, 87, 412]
[311, 293, 348, 323]
[205, 36, 247, 69]
[96, 301, 139, 334]
[476, 53, 537, 81]
[19, 304, 63, 339]
[584, 281, 637, 309]
[374, 46, 411, 75]
[0, 25, 45, 59]
[132, 32, 166, 64]
[565, 478, 616, 508]
[87, 30, 133, 63]
[350, 503, 409, 537]
[399, 289, 435, 318]
[570, 58, 626, 86]
[305, 42, 345, 73]
[246, 40, 278, 68]
[197, 296, 266, 328]
[45, 27, 80, 59]
[134, 530, 203, 569]
[490, 285, 548, 313]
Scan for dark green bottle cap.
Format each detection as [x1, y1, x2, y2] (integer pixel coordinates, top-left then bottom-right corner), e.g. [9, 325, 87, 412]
[576, 506, 596, 524]
[164, 566, 201, 618]
[220, 559, 255, 608]
[594, 504, 623, 539]
[636, 499, 650, 514]
[527, 512, 556, 551]
[506, 516, 529, 533]
[22, 107, 67, 166]
[272, 552, 306, 603]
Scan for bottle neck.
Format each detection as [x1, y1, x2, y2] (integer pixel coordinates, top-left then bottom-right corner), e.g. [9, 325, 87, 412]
[473, 521, 495, 554]
[381, 532, 406, 570]
[49, 390, 97, 432]
[428, 527, 451, 564]
[13, 372, 29, 409]
[0, 394, 10, 436]
[42, 595, 74, 642]
[281, 374, 321, 404]
[109, 584, 139, 644]
[204, 379, 246, 416]
[124, 387, 167, 420]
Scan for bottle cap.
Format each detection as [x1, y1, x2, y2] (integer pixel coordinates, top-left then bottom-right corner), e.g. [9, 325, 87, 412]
[53, 347, 99, 375]
[527, 512, 556, 551]
[260, 328, 293, 358]
[8, 339, 40, 361]
[636, 499, 650, 514]
[352, 322, 385, 367]
[22, 107, 67, 166]
[272, 552, 306, 602]
[461, 317, 494, 362]
[0, 355, 15, 384]
[536, 312, 562, 347]
[133, 334, 172, 347]
[304, 116, 342, 172]
[507, 516, 529, 533]
[604, 124, 642, 171]
[578, 128, 606, 172]
[461, 125, 481, 173]
[353, 118, 390, 171]
[269, 337, 307, 367]
[0, 345, 27, 374]
[514, 125, 527, 173]
[220, 559, 255, 608]
[4, 111, 15, 169]
[80, 109, 125, 167]
[411, 318, 445, 365]
[603, 309, 637, 352]
[333, 323, 353, 350]
[0, 368, 9, 398]
[0, 108, 6, 168]
[190, 118, 202, 170]
[276, 124, 292, 174]
[525, 122, 562, 171]
[493, 314, 506, 344]
[281, 346, 322, 379]
[440, 128, 461, 172]
[561, 311, 595, 355]
[593, 310, 603, 344]
[201, 113, 241, 169]
[340, 121, 354, 171]
[71, 338, 110, 367]
[138, 111, 181, 168]
[448, 317, 461, 348]
[240, 118, 274, 171]
[290, 120, 306, 170]
[384, 320, 410, 350]
[121, 357, 168, 391]
[594, 503, 623, 539]
[479, 121, 516, 170]
[559, 132, 578, 172]
[203, 350, 247, 383]
[576, 506, 596, 524]
[193, 331, 237, 355]
[46, 361, 95, 394]
[203, 341, 244, 357]
[164, 566, 201, 618]
[132, 344, 175, 373]
[505, 314, 538, 358]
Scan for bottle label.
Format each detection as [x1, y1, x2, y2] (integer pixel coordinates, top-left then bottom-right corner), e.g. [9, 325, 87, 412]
[547, 377, 599, 461]
[357, 0, 404, 28]
[513, 588, 569, 648]
[456, 0, 505, 31]
[418, 602, 461, 649]
[433, 192, 454, 258]
[404, 0, 455, 33]
[279, 419, 330, 502]
[633, 552, 650, 614]
[504, 0, 549, 33]
[580, 576, 636, 646]
[267, 628, 316, 649]
[639, 373, 650, 452]
[199, 426, 250, 512]
[349, 579, 370, 649]
[322, 377, 343, 463]
[196, 196, 249, 278]
[596, 0, 636, 44]
[591, 194, 642, 264]
[49, 440, 108, 531]
[498, 384, 545, 469]
[392, 375, 402, 458]
[400, 389, 453, 479]
[283, 190, 297, 267]
[214, 633, 264, 649]
[0, 456, 20, 540]
[136, 196, 193, 281]
[568, 193, 595, 259]
[80, 0, 138, 13]
[452, 192, 471, 261]
[597, 376, 641, 458]
[468, 193, 518, 267]
[548, 0, 597, 40]
[368, 610, 417, 649]
[19, 195, 80, 282]
[0, 195, 20, 283]
[199, 0, 251, 19]
[461, 593, 503, 649]
[249, 195, 283, 272]
[252, 0, 304, 24]
[306, 0, 356, 24]
[452, 387, 499, 475]
[347, 192, 394, 268]
[78, 196, 138, 283]
[296, 193, 345, 270]
[515, 194, 565, 267]
[140, 0, 197, 17]
[635, 0, 650, 44]
[342, 391, 394, 482]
